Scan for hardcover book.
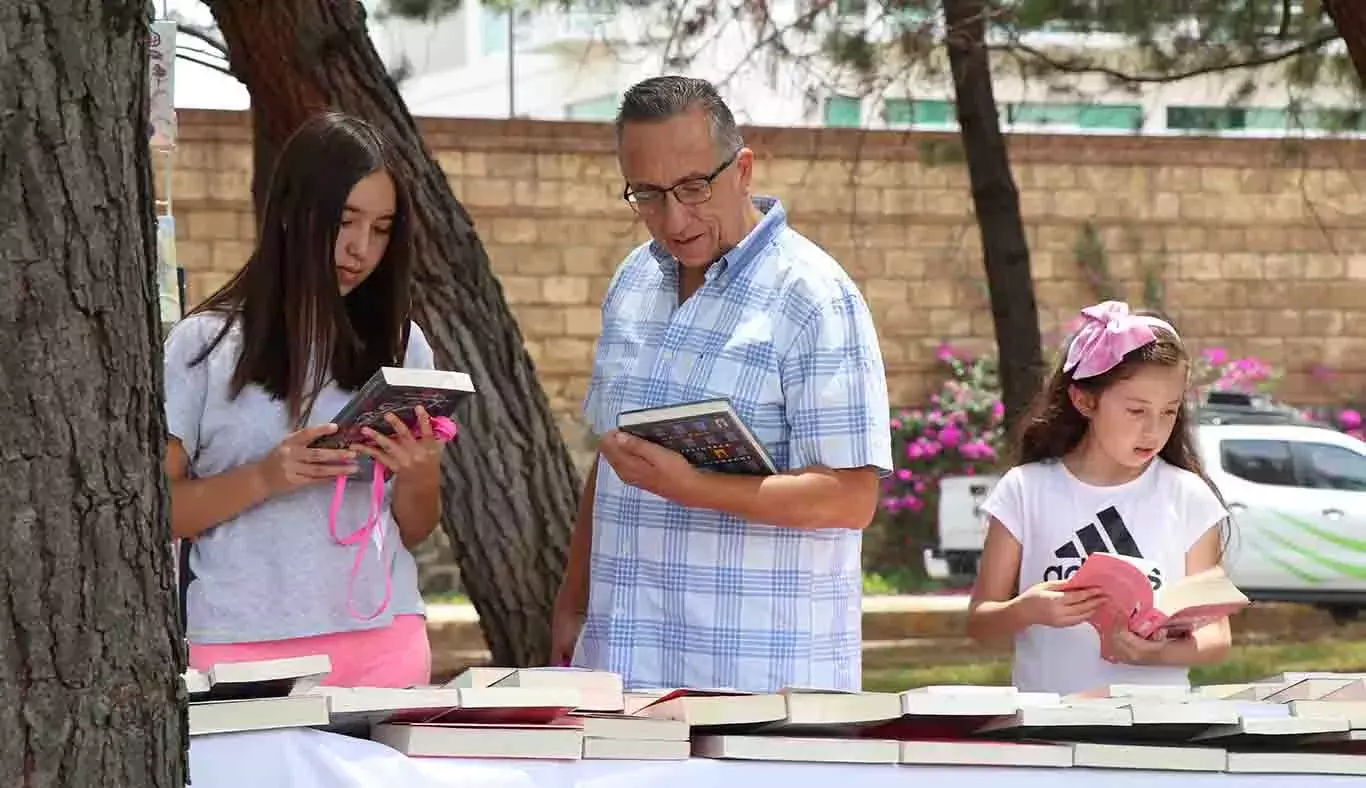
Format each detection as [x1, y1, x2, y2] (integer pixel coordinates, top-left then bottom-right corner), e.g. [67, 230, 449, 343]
[309, 366, 475, 468]
[617, 398, 777, 476]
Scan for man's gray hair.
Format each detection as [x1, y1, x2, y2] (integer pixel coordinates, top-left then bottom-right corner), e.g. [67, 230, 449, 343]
[614, 76, 745, 155]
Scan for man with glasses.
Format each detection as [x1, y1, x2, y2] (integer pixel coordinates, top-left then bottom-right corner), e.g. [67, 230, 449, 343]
[552, 75, 892, 693]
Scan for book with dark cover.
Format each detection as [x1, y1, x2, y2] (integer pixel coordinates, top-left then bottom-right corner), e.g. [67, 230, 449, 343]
[617, 398, 777, 476]
[310, 367, 476, 456]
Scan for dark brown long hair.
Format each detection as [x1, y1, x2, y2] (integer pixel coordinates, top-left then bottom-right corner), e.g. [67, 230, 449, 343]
[188, 112, 414, 426]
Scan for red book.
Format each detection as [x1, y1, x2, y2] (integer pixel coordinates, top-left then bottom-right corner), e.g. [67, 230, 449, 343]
[1062, 553, 1249, 639]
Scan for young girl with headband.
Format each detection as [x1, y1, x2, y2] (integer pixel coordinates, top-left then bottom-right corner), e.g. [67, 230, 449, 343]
[163, 113, 446, 687]
[968, 301, 1232, 695]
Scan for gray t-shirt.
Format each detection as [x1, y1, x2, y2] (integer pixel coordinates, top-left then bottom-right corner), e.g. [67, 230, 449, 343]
[164, 312, 431, 644]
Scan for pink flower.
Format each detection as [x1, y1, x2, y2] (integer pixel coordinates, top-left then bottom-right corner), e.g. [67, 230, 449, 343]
[907, 443, 924, 460]
[1203, 347, 1228, 366]
[913, 480, 927, 493]
[1341, 410, 1363, 430]
[881, 497, 901, 512]
[890, 418, 902, 430]
[936, 343, 956, 363]
[990, 400, 1005, 423]
[939, 424, 963, 448]
[896, 468, 914, 481]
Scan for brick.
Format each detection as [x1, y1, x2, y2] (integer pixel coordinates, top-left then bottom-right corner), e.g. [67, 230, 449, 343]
[209, 241, 252, 272]
[489, 217, 538, 245]
[511, 306, 565, 336]
[189, 271, 231, 303]
[486, 152, 537, 179]
[542, 276, 589, 305]
[461, 178, 513, 208]
[209, 170, 251, 203]
[564, 307, 602, 337]
[498, 275, 540, 304]
[217, 143, 252, 173]
[187, 210, 240, 241]
[171, 169, 208, 201]
[517, 250, 562, 276]
[562, 246, 611, 275]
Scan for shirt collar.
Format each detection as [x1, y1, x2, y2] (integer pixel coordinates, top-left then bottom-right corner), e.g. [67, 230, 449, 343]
[649, 196, 787, 283]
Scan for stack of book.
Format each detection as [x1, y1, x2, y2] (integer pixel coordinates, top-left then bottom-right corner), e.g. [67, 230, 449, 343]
[184, 657, 1366, 775]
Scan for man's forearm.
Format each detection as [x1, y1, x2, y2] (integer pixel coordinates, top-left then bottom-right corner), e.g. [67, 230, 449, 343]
[557, 459, 598, 613]
[678, 465, 878, 530]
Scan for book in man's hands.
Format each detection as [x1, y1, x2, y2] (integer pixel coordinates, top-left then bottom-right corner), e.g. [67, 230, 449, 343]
[1062, 552, 1249, 639]
[617, 398, 777, 476]
[310, 366, 476, 454]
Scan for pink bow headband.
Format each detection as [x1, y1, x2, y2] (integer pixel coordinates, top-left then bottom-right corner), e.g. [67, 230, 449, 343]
[1063, 301, 1179, 380]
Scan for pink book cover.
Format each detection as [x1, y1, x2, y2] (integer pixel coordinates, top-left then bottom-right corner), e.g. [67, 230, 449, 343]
[1063, 553, 1248, 640]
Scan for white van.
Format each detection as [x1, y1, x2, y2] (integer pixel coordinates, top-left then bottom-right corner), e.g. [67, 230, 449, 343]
[929, 401, 1366, 621]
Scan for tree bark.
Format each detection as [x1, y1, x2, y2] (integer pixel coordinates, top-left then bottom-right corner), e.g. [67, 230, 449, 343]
[944, 0, 1045, 434]
[203, 0, 578, 667]
[1325, 0, 1366, 84]
[0, 2, 186, 786]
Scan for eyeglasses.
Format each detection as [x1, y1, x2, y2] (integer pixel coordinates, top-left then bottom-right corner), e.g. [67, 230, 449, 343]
[622, 149, 740, 213]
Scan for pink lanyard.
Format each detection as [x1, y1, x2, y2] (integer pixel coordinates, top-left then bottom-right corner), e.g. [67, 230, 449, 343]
[327, 416, 458, 621]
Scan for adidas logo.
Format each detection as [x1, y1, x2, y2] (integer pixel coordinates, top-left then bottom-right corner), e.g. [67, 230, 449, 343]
[1042, 506, 1162, 590]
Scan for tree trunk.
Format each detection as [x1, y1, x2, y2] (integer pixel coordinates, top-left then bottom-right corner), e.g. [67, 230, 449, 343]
[0, 2, 186, 786]
[944, 0, 1045, 434]
[203, 0, 578, 668]
[1325, 0, 1366, 84]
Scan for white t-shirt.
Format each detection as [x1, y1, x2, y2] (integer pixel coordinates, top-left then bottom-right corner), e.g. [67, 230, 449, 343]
[980, 458, 1228, 695]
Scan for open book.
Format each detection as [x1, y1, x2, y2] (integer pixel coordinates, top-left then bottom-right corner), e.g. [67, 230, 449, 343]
[1062, 553, 1249, 639]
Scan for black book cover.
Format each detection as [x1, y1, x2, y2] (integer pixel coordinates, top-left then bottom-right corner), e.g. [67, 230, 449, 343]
[310, 367, 475, 458]
[618, 399, 777, 476]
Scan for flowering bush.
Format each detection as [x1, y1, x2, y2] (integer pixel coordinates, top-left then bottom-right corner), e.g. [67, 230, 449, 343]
[1190, 347, 1280, 398]
[868, 343, 1006, 573]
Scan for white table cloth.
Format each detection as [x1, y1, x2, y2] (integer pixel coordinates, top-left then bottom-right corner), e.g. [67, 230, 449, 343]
[188, 728, 1366, 788]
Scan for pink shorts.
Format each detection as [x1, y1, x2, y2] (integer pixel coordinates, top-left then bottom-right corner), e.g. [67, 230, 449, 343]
[188, 614, 432, 688]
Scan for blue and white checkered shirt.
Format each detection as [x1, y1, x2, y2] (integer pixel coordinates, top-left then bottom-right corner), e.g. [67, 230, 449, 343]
[575, 197, 893, 692]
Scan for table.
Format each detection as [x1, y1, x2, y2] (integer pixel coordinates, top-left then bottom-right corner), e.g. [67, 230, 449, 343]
[188, 728, 1366, 787]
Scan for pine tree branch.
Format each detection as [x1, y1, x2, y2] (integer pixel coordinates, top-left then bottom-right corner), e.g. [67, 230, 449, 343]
[176, 22, 229, 57]
[176, 50, 235, 77]
[995, 32, 1340, 85]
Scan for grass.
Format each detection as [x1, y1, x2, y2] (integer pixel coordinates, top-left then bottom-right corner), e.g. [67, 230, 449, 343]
[426, 571, 948, 606]
[863, 637, 1366, 692]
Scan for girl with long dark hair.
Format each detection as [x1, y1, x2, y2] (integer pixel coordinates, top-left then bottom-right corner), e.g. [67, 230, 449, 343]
[163, 112, 442, 687]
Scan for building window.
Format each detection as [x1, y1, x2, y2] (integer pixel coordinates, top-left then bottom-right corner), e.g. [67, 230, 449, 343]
[566, 94, 619, 121]
[883, 98, 955, 127]
[1007, 102, 1143, 131]
[824, 95, 862, 128]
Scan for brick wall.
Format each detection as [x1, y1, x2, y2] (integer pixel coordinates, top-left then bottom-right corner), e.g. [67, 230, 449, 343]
[162, 109, 1366, 416]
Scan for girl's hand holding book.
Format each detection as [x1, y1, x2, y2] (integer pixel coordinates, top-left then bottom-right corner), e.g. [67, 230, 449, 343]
[1099, 621, 1169, 665]
[253, 423, 360, 496]
[350, 406, 444, 477]
[1018, 580, 1106, 629]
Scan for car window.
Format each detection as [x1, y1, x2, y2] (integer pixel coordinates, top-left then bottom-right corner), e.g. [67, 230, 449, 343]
[1220, 440, 1297, 486]
[1299, 443, 1366, 492]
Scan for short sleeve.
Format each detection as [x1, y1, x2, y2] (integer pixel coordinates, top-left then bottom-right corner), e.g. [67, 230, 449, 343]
[404, 321, 435, 370]
[1179, 470, 1229, 554]
[979, 467, 1026, 543]
[581, 255, 634, 435]
[162, 315, 216, 458]
[780, 288, 893, 475]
